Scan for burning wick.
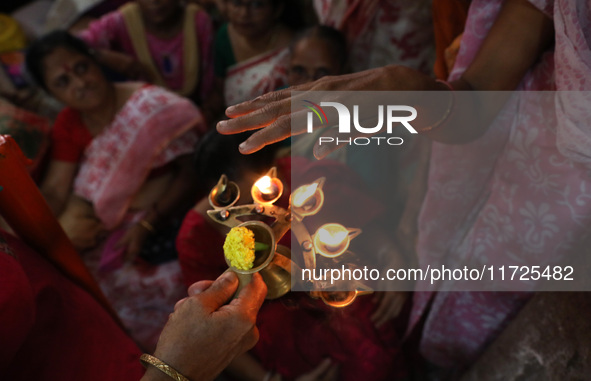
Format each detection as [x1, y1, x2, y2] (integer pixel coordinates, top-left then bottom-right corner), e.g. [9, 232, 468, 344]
[255, 176, 276, 195]
[318, 227, 347, 251]
[252, 175, 282, 204]
[292, 183, 318, 208]
[314, 223, 349, 257]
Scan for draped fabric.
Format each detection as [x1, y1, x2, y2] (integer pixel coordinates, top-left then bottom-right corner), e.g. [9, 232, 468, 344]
[0, 229, 143, 381]
[73, 85, 203, 229]
[411, 0, 591, 368]
[223, 47, 290, 107]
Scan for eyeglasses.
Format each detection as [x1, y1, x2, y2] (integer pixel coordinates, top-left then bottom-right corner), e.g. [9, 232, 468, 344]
[227, 0, 271, 11]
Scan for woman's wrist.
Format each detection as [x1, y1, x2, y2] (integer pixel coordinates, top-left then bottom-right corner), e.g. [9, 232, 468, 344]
[140, 354, 190, 381]
[138, 203, 164, 232]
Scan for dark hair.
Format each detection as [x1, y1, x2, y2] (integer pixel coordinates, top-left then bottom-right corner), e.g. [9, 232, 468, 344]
[290, 25, 348, 70]
[193, 129, 280, 194]
[25, 30, 97, 91]
[277, 0, 316, 30]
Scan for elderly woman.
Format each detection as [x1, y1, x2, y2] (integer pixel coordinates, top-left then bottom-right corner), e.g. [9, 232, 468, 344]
[215, 0, 309, 107]
[26, 30, 207, 350]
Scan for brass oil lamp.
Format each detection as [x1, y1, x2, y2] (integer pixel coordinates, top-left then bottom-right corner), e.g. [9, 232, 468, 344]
[208, 167, 371, 307]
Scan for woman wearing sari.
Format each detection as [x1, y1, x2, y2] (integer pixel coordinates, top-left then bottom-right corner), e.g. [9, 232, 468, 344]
[78, 0, 215, 109]
[27, 31, 207, 351]
[313, 0, 434, 74]
[215, 0, 306, 107]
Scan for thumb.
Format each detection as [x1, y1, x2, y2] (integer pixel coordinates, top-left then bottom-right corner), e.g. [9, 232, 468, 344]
[197, 271, 239, 312]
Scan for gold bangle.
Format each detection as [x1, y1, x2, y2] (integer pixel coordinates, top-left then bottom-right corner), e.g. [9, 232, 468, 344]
[140, 353, 190, 381]
[419, 79, 455, 133]
[138, 219, 156, 234]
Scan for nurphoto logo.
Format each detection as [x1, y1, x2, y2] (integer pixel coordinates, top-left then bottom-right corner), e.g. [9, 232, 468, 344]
[303, 101, 418, 146]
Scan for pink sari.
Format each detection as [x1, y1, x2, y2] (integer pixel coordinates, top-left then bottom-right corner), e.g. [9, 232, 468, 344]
[74, 85, 203, 229]
[73, 85, 204, 351]
[411, 0, 591, 369]
[223, 47, 289, 107]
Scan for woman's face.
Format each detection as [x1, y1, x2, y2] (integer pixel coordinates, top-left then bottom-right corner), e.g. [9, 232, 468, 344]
[288, 37, 343, 86]
[42, 47, 110, 111]
[226, 0, 280, 38]
[138, 0, 182, 27]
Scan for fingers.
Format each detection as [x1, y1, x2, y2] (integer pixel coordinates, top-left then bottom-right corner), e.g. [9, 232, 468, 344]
[224, 87, 293, 118]
[197, 271, 239, 312]
[188, 280, 214, 296]
[237, 109, 310, 154]
[217, 96, 292, 138]
[229, 272, 267, 316]
[174, 297, 187, 311]
[175, 280, 214, 311]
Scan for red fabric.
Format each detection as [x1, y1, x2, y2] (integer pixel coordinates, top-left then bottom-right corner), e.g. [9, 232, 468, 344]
[0, 135, 116, 316]
[253, 296, 403, 381]
[50, 107, 178, 177]
[0, 229, 143, 381]
[49, 84, 157, 164]
[176, 157, 407, 380]
[50, 107, 93, 162]
[177, 209, 227, 284]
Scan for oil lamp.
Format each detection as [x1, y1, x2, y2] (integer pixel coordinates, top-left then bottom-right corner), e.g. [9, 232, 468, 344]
[209, 174, 240, 209]
[207, 168, 372, 307]
[291, 177, 324, 219]
[313, 223, 361, 258]
[208, 167, 292, 299]
[251, 167, 283, 205]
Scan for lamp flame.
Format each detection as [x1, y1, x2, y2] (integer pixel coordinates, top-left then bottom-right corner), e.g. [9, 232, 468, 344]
[251, 172, 283, 205]
[313, 223, 350, 257]
[292, 183, 318, 207]
[255, 176, 274, 195]
[317, 227, 348, 248]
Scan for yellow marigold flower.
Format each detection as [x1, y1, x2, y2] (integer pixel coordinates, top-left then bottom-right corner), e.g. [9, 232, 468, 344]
[224, 226, 255, 270]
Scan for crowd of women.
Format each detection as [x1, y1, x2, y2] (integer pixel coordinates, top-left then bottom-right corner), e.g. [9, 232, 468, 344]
[1, 0, 589, 380]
